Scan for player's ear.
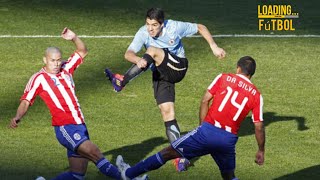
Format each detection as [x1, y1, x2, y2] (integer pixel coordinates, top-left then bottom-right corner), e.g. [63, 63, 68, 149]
[43, 57, 47, 64]
[236, 67, 241, 74]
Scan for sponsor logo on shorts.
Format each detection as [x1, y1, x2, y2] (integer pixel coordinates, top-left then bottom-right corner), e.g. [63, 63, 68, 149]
[73, 133, 81, 140]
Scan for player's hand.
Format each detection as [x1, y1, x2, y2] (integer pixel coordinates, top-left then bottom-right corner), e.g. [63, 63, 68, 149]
[255, 150, 264, 165]
[61, 27, 77, 41]
[137, 58, 148, 68]
[9, 118, 20, 129]
[212, 46, 226, 59]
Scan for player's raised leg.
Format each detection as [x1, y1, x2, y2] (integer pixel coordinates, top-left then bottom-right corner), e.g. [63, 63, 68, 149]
[54, 124, 122, 179]
[104, 46, 164, 92]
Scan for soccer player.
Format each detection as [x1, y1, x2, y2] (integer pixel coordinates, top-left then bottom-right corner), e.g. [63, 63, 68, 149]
[115, 56, 265, 180]
[105, 7, 226, 171]
[9, 28, 147, 180]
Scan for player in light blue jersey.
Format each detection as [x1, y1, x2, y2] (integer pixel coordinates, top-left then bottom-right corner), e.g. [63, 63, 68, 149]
[105, 7, 226, 172]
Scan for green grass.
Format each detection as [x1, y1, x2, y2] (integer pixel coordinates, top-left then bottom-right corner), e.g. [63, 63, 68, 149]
[0, 0, 320, 180]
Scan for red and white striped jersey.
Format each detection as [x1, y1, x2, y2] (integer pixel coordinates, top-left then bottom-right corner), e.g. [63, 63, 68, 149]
[204, 73, 263, 135]
[21, 52, 85, 126]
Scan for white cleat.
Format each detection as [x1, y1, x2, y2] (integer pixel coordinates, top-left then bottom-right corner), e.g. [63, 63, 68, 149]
[35, 177, 46, 180]
[116, 155, 131, 180]
[116, 155, 149, 180]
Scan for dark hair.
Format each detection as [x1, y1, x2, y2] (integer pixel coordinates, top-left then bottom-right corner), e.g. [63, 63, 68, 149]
[237, 56, 256, 76]
[146, 8, 165, 24]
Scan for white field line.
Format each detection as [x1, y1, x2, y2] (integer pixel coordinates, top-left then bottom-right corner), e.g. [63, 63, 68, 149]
[0, 34, 319, 38]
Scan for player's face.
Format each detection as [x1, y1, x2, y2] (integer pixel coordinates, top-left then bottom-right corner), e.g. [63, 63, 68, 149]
[146, 18, 163, 37]
[43, 52, 62, 74]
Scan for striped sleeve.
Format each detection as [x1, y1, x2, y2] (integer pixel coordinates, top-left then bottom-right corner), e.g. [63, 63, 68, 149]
[252, 95, 264, 122]
[62, 52, 83, 75]
[207, 73, 222, 95]
[20, 73, 43, 105]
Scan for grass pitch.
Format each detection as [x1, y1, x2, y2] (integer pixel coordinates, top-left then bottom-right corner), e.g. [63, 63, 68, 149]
[0, 0, 319, 179]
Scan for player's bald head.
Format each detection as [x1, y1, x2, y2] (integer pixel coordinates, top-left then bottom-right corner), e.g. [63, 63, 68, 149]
[45, 47, 62, 57]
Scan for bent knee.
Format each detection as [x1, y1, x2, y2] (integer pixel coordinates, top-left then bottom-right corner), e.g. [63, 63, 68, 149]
[159, 104, 174, 117]
[77, 141, 103, 162]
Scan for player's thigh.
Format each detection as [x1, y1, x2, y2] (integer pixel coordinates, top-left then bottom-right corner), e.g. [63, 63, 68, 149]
[55, 124, 90, 158]
[211, 151, 236, 174]
[146, 46, 165, 65]
[171, 127, 210, 160]
[153, 80, 175, 105]
[69, 157, 89, 174]
[209, 136, 237, 174]
[155, 50, 188, 83]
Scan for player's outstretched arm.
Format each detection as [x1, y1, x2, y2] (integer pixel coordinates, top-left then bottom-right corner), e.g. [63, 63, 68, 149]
[199, 91, 213, 125]
[9, 100, 30, 129]
[254, 122, 265, 165]
[61, 27, 88, 58]
[197, 24, 226, 59]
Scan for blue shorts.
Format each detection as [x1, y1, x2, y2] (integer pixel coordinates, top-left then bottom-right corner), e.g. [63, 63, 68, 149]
[171, 122, 238, 173]
[54, 124, 90, 158]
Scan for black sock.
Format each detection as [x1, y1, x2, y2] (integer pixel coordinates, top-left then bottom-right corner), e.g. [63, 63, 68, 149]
[122, 53, 154, 86]
[123, 64, 144, 86]
[164, 119, 181, 143]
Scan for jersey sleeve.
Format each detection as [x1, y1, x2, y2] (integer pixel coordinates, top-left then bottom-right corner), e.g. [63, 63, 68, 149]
[174, 20, 198, 38]
[252, 95, 264, 123]
[20, 74, 42, 106]
[207, 74, 223, 95]
[127, 26, 146, 53]
[62, 52, 83, 75]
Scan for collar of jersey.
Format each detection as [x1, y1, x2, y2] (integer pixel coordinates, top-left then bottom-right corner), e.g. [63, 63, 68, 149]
[236, 74, 252, 84]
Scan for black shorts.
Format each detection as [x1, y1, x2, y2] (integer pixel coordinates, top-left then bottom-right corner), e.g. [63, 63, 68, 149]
[152, 49, 188, 105]
[153, 80, 175, 105]
[153, 49, 188, 83]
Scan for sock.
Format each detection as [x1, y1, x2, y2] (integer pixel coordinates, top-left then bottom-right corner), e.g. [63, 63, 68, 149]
[123, 64, 144, 86]
[165, 119, 181, 143]
[126, 152, 165, 179]
[52, 171, 84, 180]
[96, 158, 121, 180]
[123, 54, 154, 86]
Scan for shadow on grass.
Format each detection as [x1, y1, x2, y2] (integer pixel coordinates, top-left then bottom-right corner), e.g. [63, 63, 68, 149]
[273, 165, 320, 180]
[238, 112, 309, 136]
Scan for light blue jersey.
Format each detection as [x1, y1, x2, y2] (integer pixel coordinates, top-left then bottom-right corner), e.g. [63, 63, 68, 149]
[128, 19, 198, 58]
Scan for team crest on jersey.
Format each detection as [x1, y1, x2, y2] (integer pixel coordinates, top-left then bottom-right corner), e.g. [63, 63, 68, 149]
[73, 133, 81, 140]
[169, 39, 175, 45]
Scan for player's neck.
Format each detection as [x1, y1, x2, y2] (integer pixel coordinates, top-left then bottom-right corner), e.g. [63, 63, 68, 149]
[237, 73, 251, 80]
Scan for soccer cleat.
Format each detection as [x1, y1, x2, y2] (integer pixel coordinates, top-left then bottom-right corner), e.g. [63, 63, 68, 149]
[116, 155, 148, 180]
[35, 176, 46, 180]
[173, 158, 191, 172]
[112, 74, 124, 92]
[104, 68, 124, 92]
[104, 68, 114, 81]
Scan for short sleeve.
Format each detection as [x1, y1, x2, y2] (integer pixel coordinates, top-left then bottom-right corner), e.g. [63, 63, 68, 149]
[62, 52, 83, 75]
[174, 21, 198, 38]
[252, 95, 264, 123]
[207, 74, 222, 95]
[20, 73, 43, 106]
[127, 26, 147, 53]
